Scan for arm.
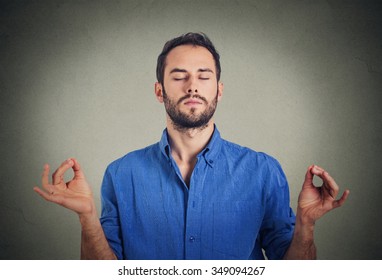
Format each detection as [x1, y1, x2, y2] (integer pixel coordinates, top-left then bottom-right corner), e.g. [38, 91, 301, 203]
[34, 158, 116, 260]
[283, 165, 350, 259]
[79, 209, 117, 259]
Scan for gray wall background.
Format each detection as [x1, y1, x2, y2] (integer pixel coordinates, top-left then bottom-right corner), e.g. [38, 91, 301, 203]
[1, 0, 381, 260]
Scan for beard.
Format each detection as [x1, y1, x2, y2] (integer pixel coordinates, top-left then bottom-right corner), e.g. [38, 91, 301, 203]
[162, 87, 218, 131]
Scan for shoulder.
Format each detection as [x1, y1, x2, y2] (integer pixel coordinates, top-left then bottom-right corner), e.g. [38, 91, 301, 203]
[220, 138, 281, 169]
[218, 138, 289, 193]
[219, 138, 287, 184]
[105, 142, 160, 175]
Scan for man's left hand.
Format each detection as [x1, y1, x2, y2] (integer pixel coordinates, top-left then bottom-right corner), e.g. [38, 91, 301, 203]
[297, 165, 350, 225]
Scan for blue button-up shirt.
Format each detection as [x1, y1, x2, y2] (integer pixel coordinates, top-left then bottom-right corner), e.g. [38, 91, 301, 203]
[100, 127, 295, 260]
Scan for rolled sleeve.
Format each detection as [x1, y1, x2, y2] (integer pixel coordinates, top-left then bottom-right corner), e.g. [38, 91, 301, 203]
[260, 158, 296, 260]
[100, 165, 123, 260]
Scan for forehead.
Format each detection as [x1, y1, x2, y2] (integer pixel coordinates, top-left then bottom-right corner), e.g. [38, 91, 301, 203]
[165, 45, 215, 73]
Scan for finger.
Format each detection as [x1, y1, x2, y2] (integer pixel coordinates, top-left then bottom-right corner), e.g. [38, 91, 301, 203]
[33, 186, 63, 205]
[313, 165, 324, 172]
[71, 158, 85, 179]
[321, 170, 340, 198]
[302, 165, 315, 188]
[52, 159, 74, 185]
[33, 186, 53, 201]
[309, 165, 330, 189]
[41, 164, 50, 188]
[41, 164, 55, 193]
[310, 165, 325, 178]
[310, 167, 339, 198]
[333, 189, 350, 208]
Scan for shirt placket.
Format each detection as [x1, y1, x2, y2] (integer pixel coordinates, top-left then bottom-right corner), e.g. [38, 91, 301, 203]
[184, 156, 205, 259]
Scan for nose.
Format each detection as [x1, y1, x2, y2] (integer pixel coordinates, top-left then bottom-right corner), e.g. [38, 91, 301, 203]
[185, 76, 198, 94]
[187, 88, 198, 94]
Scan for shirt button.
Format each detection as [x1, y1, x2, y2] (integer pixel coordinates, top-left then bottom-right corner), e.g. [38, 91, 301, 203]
[209, 159, 214, 164]
[189, 236, 195, 242]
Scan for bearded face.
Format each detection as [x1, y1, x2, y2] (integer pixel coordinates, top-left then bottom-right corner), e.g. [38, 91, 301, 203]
[162, 87, 219, 131]
[156, 45, 223, 132]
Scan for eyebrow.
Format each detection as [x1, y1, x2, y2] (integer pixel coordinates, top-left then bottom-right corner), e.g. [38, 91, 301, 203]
[169, 68, 214, 74]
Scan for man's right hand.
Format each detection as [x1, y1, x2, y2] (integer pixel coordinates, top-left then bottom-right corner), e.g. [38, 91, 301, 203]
[34, 158, 95, 216]
[34, 158, 117, 259]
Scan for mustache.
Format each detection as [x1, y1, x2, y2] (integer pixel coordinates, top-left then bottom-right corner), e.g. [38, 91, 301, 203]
[177, 94, 208, 105]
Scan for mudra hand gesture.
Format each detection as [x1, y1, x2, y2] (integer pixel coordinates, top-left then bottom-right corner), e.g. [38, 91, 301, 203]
[297, 165, 350, 225]
[34, 158, 95, 216]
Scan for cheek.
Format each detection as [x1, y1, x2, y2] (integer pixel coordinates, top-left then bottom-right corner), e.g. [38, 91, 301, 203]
[163, 82, 182, 96]
[204, 83, 218, 97]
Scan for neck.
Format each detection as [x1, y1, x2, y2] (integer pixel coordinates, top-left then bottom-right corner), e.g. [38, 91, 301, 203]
[167, 118, 215, 164]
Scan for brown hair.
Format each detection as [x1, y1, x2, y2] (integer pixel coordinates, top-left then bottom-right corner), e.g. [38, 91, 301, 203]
[156, 32, 221, 84]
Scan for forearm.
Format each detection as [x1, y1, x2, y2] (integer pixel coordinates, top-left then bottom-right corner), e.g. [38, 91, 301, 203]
[79, 209, 117, 260]
[283, 212, 317, 260]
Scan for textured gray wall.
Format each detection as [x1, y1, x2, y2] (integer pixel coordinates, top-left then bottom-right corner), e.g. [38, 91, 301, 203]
[1, 0, 381, 259]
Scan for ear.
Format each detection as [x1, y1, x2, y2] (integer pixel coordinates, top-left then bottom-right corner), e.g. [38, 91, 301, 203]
[217, 81, 224, 102]
[155, 82, 164, 103]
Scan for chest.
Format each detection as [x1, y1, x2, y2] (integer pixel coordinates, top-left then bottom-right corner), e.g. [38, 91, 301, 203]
[176, 160, 195, 188]
[117, 165, 266, 259]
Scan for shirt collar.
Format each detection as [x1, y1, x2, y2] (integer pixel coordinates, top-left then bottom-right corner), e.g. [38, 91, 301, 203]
[159, 129, 171, 160]
[159, 125, 222, 167]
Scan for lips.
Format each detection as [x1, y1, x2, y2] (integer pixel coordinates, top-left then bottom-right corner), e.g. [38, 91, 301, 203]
[184, 98, 203, 105]
[178, 94, 207, 105]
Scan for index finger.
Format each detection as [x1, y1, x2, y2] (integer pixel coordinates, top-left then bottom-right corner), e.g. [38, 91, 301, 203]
[309, 165, 341, 196]
[52, 158, 75, 185]
[70, 158, 85, 180]
[322, 170, 340, 197]
[310, 165, 325, 177]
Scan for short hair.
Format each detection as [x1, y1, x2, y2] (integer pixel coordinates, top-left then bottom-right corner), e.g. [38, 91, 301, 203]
[156, 32, 221, 84]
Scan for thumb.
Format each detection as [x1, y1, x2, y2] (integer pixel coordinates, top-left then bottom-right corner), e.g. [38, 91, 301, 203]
[302, 165, 315, 189]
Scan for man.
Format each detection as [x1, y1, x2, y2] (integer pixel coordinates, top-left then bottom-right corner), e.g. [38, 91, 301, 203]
[34, 32, 349, 260]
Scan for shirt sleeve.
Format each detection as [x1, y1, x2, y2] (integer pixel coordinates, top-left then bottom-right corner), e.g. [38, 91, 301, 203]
[99, 164, 123, 259]
[259, 157, 296, 260]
